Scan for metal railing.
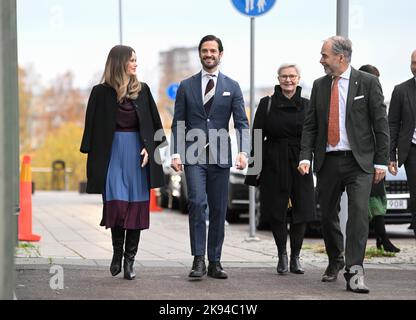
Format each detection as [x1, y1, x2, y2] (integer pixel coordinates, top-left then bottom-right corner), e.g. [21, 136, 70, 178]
[31, 167, 73, 191]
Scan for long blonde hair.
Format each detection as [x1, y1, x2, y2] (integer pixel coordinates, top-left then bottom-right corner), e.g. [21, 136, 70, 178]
[102, 45, 141, 102]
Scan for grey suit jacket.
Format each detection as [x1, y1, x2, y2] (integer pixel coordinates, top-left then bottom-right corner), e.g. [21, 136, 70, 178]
[300, 67, 390, 173]
[388, 78, 416, 166]
[171, 71, 249, 167]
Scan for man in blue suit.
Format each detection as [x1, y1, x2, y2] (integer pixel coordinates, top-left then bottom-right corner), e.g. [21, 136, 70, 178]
[171, 35, 249, 279]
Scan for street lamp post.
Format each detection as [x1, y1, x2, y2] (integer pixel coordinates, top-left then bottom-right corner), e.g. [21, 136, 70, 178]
[118, 0, 123, 45]
[0, 0, 19, 300]
[337, 0, 349, 248]
[230, 0, 277, 240]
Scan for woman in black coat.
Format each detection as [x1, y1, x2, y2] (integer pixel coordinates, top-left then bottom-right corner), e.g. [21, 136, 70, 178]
[245, 64, 315, 274]
[80, 45, 166, 280]
[358, 64, 399, 253]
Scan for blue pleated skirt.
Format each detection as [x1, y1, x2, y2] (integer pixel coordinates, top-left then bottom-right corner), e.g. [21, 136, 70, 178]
[100, 131, 150, 230]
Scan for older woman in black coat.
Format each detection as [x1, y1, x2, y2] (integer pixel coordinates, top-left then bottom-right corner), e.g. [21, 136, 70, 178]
[80, 45, 166, 280]
[245, 64, 315, 274]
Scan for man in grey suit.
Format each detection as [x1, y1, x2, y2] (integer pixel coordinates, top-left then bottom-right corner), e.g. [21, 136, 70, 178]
[388, 49, 416, 238]
[298, 36, 389, 293]
[171, 35, 249, 279]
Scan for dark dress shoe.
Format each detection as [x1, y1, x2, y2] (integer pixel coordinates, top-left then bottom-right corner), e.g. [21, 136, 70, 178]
[207, 262, 228, 279]
[322, 260, 345, 282]
[277, 253, 288, 274]
[110, 253, 123, 276]
[344, 269, 370, 294]
[123, 258, 136, 280]
[290, 256, 304, 274]
[188, 256, 206, 278]
[110, 227, 125, 276]
[377, 237, 400, 253]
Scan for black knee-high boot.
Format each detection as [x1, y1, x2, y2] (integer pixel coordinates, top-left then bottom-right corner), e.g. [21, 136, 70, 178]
[373, 215, 400, 253]
[289, 223, 306, 274]
[110, 227, 125, 276]
[411, 212, 416, 238]
[124, 229, 141, 280]
[271, 221, 288, 274]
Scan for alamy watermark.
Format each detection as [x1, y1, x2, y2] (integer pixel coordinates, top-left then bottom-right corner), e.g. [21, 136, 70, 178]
[154, 123, 264, 175]
[49, 265, 64, 290]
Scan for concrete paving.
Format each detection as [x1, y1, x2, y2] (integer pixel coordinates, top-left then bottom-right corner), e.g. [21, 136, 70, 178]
[15, 191, 416, 300]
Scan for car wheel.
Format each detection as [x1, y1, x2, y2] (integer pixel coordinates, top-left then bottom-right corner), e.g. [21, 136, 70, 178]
[179, 183, 188, 214]
[255, 188, 269, 230]
[226, 209, 239, 222]
[159, 191, 169, 208]
[305, 191, 322, 237]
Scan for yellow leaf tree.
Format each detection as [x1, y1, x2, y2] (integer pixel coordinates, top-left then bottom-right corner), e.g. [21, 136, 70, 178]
[31, 122, 86, 191]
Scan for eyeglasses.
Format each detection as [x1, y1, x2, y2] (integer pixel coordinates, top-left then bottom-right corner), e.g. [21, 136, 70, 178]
[278, 75, 298, 80]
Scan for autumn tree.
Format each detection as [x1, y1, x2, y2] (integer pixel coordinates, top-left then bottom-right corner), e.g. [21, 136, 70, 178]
[18, 67, 34, 153]
[31, 122, 86, 191]
[29, 71, 87, 148]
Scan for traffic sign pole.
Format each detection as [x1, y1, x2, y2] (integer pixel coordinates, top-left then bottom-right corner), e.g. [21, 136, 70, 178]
[230, 0, 276, 240]
[248, 17, 256, 238]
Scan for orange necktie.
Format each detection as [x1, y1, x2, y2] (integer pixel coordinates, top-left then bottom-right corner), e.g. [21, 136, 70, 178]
[328, 76, 340, 147]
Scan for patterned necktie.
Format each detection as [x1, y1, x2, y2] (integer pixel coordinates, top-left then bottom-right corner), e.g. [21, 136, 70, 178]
[204, 75, 215, 115]
[328, 76, 340, 147]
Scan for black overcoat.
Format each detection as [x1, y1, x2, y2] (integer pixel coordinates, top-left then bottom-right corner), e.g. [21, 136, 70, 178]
[245, 86, 315, 223]
[80, 82, 166, 194]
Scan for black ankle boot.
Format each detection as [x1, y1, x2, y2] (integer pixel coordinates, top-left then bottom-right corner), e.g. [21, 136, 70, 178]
[376, 237, 382, 250]
[110, 227, 125, 276]
[290, 255, 305, 274]
[411, 213, 416, 238]
[373, 216, 400, 253]
[380, 237, 400, 253]
[277, 253, 288, 274]
[124, 229, 140, 280]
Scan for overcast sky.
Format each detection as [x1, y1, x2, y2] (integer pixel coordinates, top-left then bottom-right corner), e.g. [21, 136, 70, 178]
[17, 0, 416, 100]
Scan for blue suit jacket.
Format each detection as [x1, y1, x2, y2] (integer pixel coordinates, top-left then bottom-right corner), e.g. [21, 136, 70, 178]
[171, 71, 249, 167]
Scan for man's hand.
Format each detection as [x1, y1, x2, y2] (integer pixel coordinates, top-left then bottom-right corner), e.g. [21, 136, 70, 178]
[235, 152, 248, 170]
[388, 161, 398, 176]
[373, 167, 386, 184]
[297, 163, 310, 176]
[171, 158, 183, 172]
[140, 148, 148, 167]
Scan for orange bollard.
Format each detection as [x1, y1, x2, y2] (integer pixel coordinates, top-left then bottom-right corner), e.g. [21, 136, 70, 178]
[18, 155, 41, 242]
[149, 189, 162, 212]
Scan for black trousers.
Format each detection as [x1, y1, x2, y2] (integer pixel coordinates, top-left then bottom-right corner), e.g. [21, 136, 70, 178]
[317, 152, 373, 269]
[404, 144, 416, 230]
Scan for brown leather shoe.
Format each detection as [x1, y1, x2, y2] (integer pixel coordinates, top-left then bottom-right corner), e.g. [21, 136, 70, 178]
[322, 260, 345, 282]
[207, 262, 228, 279]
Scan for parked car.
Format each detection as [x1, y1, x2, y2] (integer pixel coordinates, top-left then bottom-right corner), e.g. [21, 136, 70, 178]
[384, 166, 412, 224]
[158, 150, 249, 219]
[254, 166, 413, 234]
[159, 132, 413, 239]
[158, 138, 188, 213]
[157, 132, 251, 220]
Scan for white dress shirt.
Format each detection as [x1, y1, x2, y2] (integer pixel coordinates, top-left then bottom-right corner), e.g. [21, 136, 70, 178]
[412, 77, 416, 144]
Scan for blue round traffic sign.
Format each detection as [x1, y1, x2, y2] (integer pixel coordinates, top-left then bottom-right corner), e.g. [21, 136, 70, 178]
[166, 83, 179, 101]
[231, 0, 276, 17]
